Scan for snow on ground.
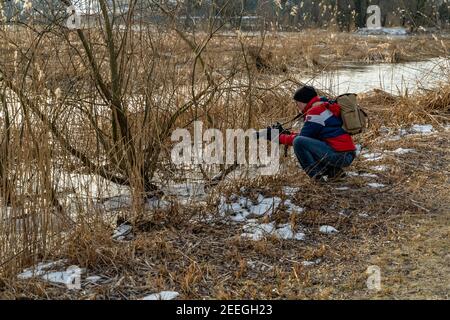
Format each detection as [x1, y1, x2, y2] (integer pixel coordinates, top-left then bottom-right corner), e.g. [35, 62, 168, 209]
[389, 148, 416, 155]
[17, 260, 87, 287]
[40, 266, 84, 286]
[218, 193, 304, 223]
[347, 171, 380, 179]
[241, 221, 306, 241]
[54, 172, 128, 199]
[141, 291, 180, 300]
[302, 259, 322, 267]
[85, 276, 102, 283]
[17, 260, 68, 280]
[368, 183, 386, 189]
[347, 172, 361, 177]
[319, 226, 339, 234]
[355, 27, 409, 36]
[284, 199, 305, 215]
[360, 173, 379, 178]
[112, 224, 133, 241]
[217, 192, 307, 241]
[410, 125, 434, 134]
[164, 182, 207, 203]
[371, 165, 389, 172]
[380, 124, 436, 142]
[282, 186, 300, 197]
[362, 153, 385, 162]
[249, 196, 282, 216]
[101, 195, 171, 212]
[397, 125, 435, 137]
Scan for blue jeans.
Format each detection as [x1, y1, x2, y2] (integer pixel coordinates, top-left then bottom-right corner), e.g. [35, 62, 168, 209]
[293, 136, 355, 178]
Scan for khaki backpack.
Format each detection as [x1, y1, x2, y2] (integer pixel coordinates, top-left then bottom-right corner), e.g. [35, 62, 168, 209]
[335, 93, 368, 135]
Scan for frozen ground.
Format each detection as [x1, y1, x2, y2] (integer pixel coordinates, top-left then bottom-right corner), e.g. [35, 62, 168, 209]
[13, 122, 442, 296]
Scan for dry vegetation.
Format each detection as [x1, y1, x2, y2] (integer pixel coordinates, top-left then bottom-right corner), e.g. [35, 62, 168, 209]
[0, 5, 449, 299]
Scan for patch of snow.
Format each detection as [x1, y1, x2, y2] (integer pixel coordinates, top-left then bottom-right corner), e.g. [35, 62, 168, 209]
[112, 224, 133, 241]
[142, 291, 179, 300]
[371, 165, 388, 172]
[101, 196, 171, 212]
[294, 233, 307, 241]
[238, 197, 252, 209]
[17, 260, 68, 280]
[362, 153, 384, 162]
[102, 195, 131, 211]
[230, 211, 250, 222]
[54, 172, 128, 199]
[243, 222, 276, 235]
[165, 182, 206, 200]
[249, 196, 282, 216]
[241, 222, 305, 241]
[230, 202, 242, 212]
[319, 226, 339, 234]
[360, 173, 379, 178]
[390, 148, 415, 155]
[334, 187, 350, 191]
[190, 213, 216, 224]
[339, 210, 353, 217]
[18, 261, 84, 287]
[220, 194, 302, 224]
[368, 183, 386, 188]
[347, 172, 360, 177]
[85, 276, 102, 283]
[355, 144, 363, 157]
[282, 186, 300, 196]
[302, 259, 322, 267]
[41, 267, 84, 286]
[146, 197, 171, 211]
[274, 224, 306, 241]
[274, 224, 295, 239]
[284, 199, 304, 214]
[411, 124, 434, 134]
[241, 231, 265, 241]
[257, 194, 265, 203]
[356, 27, 409, 36]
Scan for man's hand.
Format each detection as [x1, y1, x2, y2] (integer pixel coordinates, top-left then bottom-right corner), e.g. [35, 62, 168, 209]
[272, 122, 291, 135]
[256, 123, 290, 141]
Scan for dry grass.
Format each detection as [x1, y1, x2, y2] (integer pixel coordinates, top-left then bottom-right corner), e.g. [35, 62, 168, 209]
[0, 23, 449, 299]
[1, 84, 448, 299]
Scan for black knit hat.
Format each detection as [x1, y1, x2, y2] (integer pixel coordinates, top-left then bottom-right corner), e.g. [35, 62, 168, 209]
[293, 86, 318, 103]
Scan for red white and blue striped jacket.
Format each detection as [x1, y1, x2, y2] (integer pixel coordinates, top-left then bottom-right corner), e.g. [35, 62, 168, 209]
[279, 96, 356, 152]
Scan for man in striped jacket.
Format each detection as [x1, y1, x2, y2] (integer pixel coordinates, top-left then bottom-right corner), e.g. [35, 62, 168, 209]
[267, 86, 357, 181]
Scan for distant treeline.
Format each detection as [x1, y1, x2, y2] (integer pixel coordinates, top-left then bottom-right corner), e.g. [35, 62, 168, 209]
[1, 0, 449, 30]
[180, 0, 450, 30]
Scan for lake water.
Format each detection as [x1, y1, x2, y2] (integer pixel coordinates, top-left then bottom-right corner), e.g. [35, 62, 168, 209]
[302, 57, 449, 96]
